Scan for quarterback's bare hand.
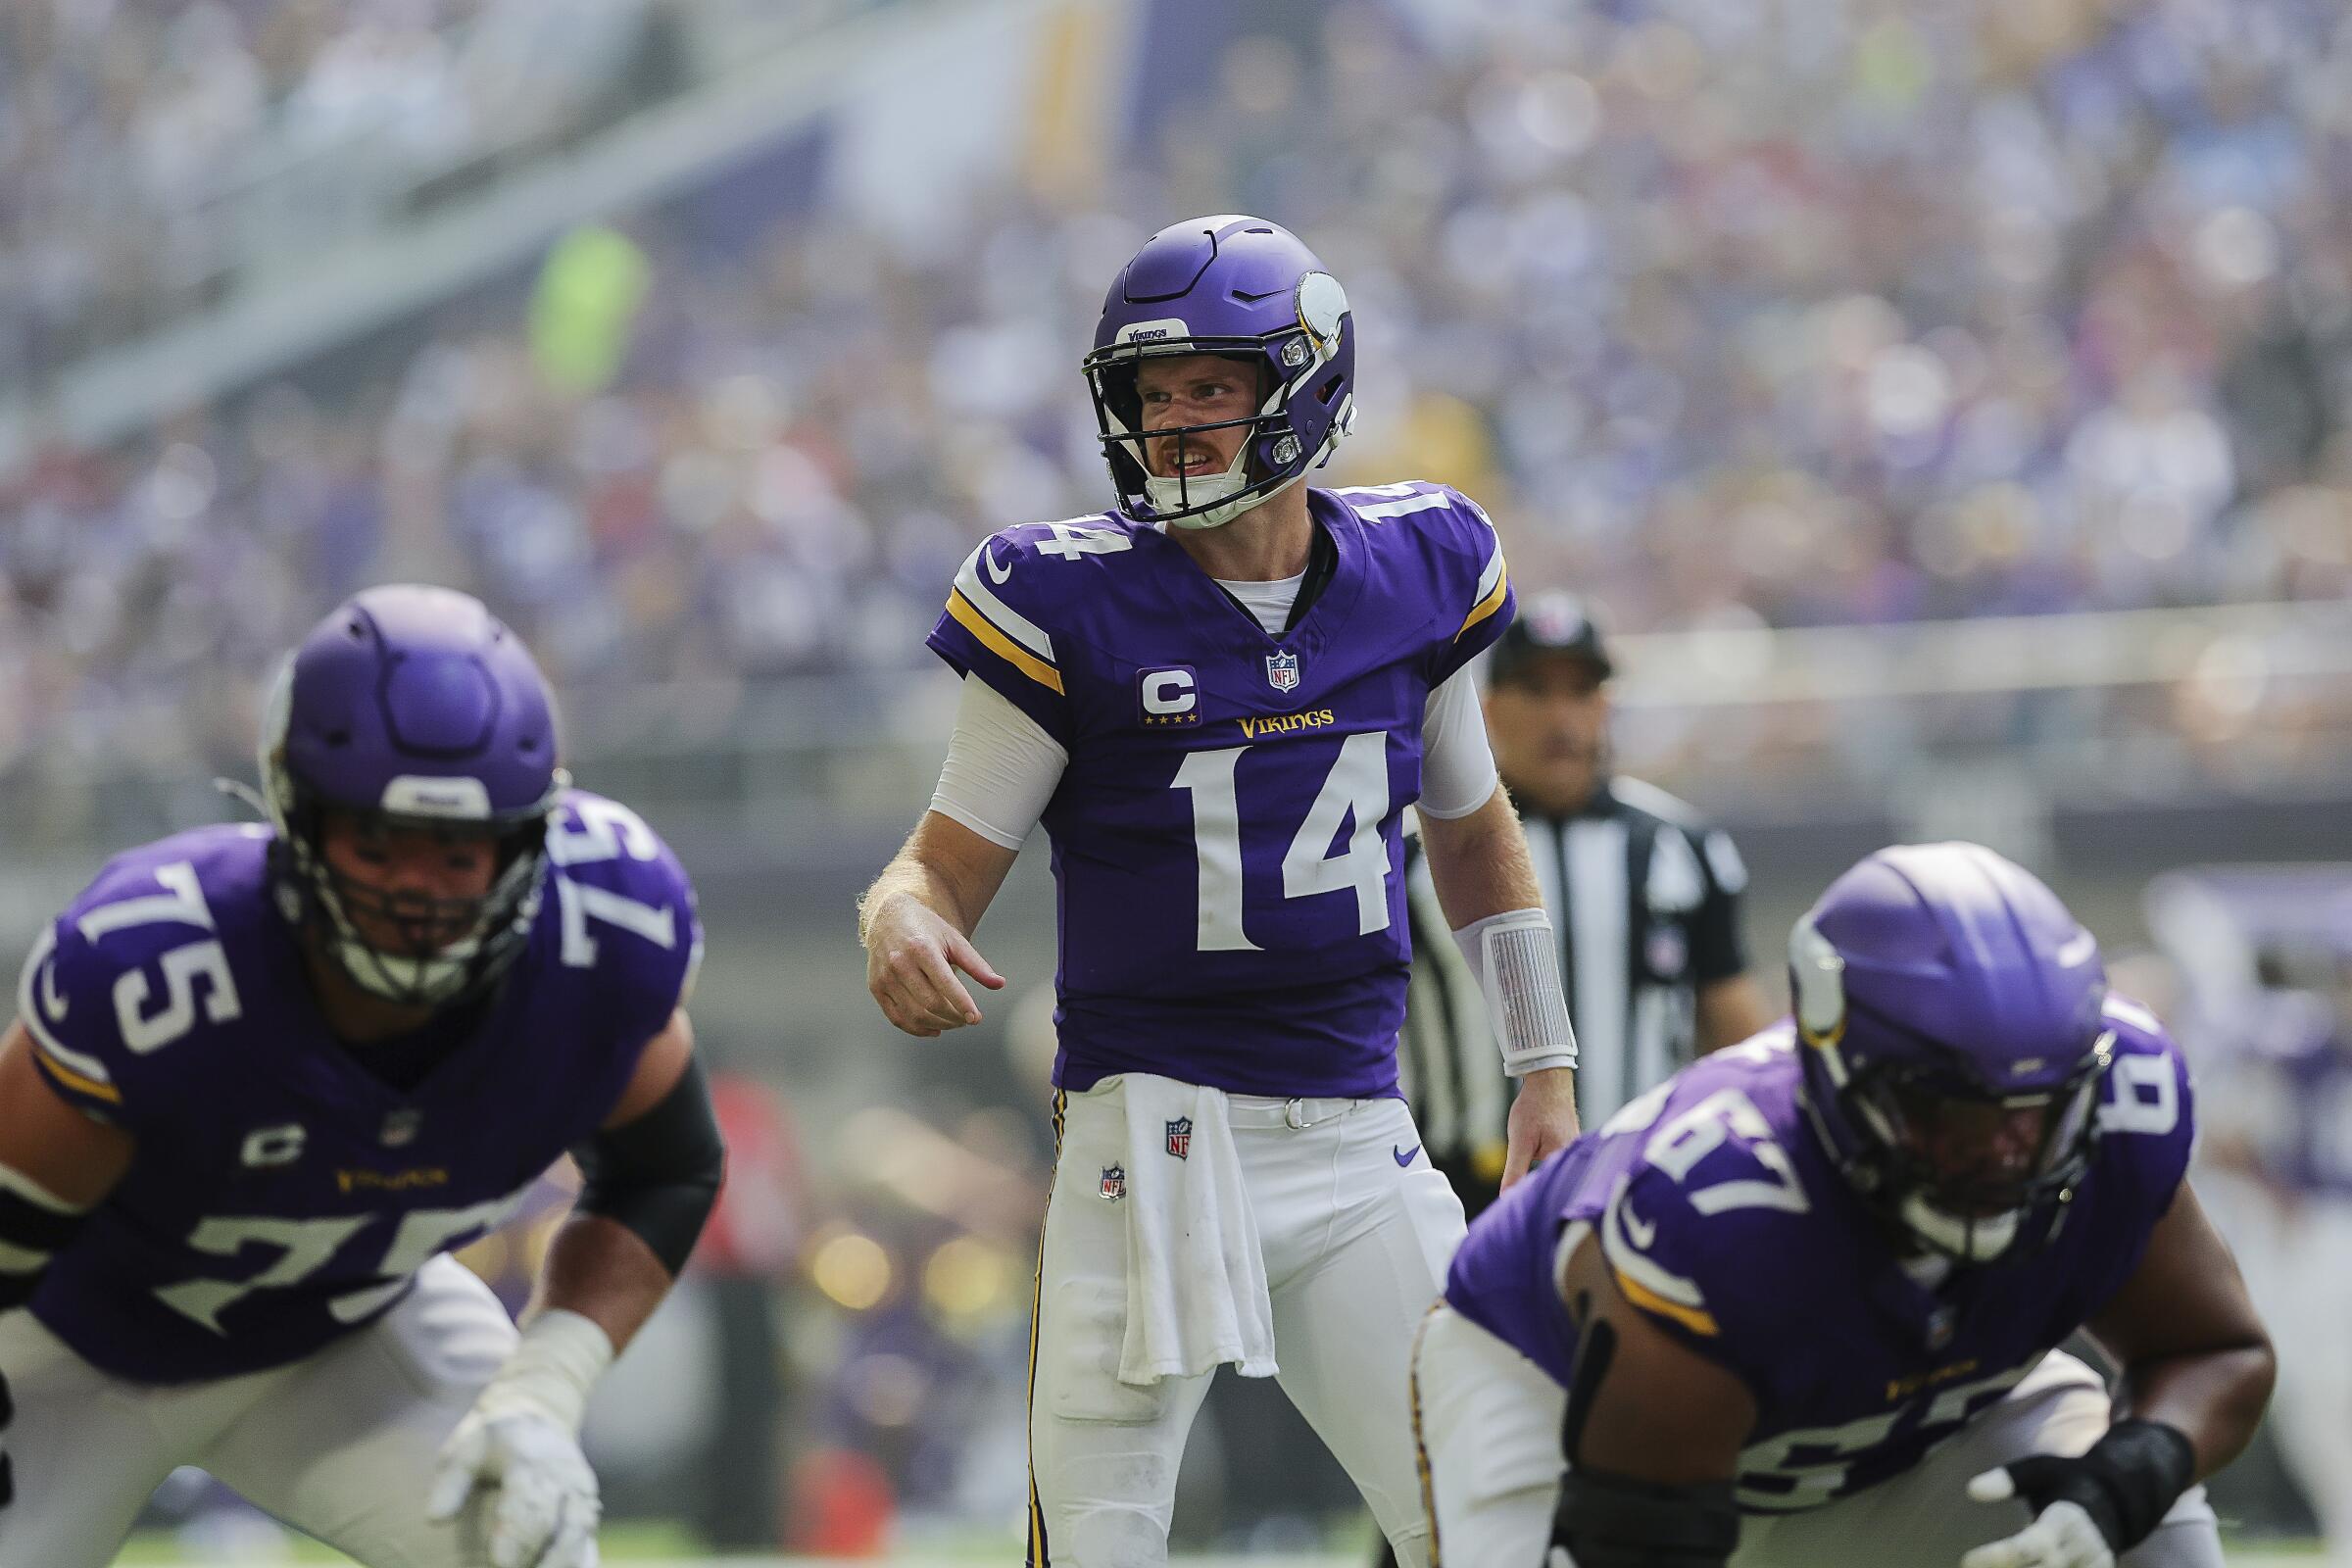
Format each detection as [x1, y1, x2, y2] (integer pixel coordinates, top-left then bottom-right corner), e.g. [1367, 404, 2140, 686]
[863, 892, 1005, 1036]
[1502, 1066, 1581, 1190]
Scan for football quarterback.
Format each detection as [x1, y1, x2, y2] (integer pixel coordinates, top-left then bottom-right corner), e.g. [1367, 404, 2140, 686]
[859, 215, 1582, 1565]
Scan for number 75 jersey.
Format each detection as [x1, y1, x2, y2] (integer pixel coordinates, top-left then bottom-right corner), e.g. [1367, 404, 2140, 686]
[13, 790, 700, 1384]
[926, 482, 1513, 1100]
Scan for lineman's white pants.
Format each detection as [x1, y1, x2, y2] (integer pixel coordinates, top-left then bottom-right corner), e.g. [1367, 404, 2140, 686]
[1028, 1079, 1465, 1567]
[1412, 1303, 2222, 1568]
[0, 1255, 514, 1568]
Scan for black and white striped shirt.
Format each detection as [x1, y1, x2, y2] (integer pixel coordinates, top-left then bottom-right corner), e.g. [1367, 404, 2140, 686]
[1398, 776, 1750, 1173]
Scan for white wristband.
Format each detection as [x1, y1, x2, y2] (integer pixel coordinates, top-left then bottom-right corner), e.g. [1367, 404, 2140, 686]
[482, 1308, 615, 1434]
[1453, 907, 1579, 1078]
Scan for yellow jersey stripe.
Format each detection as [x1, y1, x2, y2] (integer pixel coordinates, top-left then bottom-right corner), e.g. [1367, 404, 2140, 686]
[1454, 563, 1510, 641]
[1614, 1267, 1720, 1338]
[948, 591, 1065, 696]
[32, 1044, 122, 1106]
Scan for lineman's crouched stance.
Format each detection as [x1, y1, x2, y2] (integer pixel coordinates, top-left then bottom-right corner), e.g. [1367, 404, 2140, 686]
[0, 587, 724, 1568]
[1417, 844, 2275, 1568]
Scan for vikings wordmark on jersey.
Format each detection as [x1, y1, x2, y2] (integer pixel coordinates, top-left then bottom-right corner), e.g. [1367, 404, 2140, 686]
[927, 480, 1512, 1102]
[15, 791, 700, 1384]
[1445, 1003, 2194, 1513]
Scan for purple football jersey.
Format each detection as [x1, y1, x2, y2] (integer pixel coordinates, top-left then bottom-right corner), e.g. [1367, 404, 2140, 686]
[15, 790, 700, 1384]
[927, 483, 1513, 1101]
[1445, 1000, 2194, 1513]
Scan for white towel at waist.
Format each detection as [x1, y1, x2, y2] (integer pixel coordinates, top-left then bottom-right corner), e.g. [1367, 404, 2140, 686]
[1112, 1073, 1278, 1386]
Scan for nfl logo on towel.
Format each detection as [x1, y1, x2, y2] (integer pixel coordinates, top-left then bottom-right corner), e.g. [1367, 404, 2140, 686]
[1165, 1116, 1194, 1159]
[1264, 651, 1300, 693]
[1099, 1164, 1127, 1201]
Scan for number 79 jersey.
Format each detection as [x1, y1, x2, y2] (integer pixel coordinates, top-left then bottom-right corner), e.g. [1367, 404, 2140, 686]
[13, 790, 701, 1384]
[926, 482, 1512, 1100]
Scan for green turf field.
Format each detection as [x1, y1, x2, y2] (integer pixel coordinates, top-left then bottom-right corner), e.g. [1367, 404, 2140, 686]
[115, 1527, 2331, 1567]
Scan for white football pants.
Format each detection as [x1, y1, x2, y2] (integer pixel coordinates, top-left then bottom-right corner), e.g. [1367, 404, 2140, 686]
[1412, 1303, 2222, 1568]
[1027, 1079, 1466, 1567]
[0, 1255, 515, 1568]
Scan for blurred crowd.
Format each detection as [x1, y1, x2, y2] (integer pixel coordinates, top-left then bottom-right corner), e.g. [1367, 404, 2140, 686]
[6, 0, 2352, 812]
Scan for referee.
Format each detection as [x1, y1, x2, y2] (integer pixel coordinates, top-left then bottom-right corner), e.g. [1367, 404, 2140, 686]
[1398, 589, 1772, 1218]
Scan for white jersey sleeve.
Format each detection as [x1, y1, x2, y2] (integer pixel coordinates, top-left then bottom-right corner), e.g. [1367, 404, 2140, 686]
[1417, 663, 1499, 819]
[927, 673, 1070, 849]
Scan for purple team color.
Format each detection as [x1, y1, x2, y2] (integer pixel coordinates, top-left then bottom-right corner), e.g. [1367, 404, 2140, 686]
[16, 790, 699, 1384]
[278, 585, 559, 820]
[1444, 1005, 2195, 1513]
[927, 481, 1512, 1101]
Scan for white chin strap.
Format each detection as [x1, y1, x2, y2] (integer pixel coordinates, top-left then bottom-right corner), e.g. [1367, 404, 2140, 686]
[1148, 445, 1312, 532]
[331, 932, 481, 1004]
[316, 875, 485, 1004]
[1899, 1193, 2022, 1262]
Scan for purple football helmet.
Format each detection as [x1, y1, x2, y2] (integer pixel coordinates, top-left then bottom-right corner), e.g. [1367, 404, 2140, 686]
[1789, 843, 2114, 1263]
[259, 585, 564, 1007]
[1083, 215, 1355, 529]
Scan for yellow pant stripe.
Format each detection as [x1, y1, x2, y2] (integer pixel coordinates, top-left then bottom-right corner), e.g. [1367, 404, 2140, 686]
[1410, 1303, 1444, 1568]
[1027, 1089, 1067, 1565]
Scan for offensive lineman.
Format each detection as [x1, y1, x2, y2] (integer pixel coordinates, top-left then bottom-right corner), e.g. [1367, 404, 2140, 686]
[858, 215, 1582, 1565]
[1416, 842, 2274, 1568]
[0, 586, 722, 1567]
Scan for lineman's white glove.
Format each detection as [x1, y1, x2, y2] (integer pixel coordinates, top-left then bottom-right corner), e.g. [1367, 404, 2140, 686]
[1959, 1470, 2112, 1568]
[427, 1309, 614, 1568]
[1959, 1420, 2195, 1568]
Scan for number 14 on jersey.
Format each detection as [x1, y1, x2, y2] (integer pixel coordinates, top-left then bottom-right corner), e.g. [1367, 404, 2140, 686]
[1170, 733, 1392, 953]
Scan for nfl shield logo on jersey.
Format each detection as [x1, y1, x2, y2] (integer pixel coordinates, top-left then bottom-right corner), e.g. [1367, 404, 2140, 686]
[1264, 651, 1300, 693]
[1099, 1164, 1127, 1201]
[1165, 1116, 1194, 1159]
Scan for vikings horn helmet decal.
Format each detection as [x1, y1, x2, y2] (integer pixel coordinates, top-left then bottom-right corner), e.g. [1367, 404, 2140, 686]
[1790, 843, 2115, 1264]
[1083, 215, 1357, 530]
[259, 585, 564, 1007]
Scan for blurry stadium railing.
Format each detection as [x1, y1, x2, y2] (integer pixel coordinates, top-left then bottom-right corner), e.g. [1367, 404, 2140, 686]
[7, 598, 2344, 871]
[576, 597, 2352, 836]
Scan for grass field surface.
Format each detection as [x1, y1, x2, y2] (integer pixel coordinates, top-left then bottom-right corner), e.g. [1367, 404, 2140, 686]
[114, 1530, 2332, 1567]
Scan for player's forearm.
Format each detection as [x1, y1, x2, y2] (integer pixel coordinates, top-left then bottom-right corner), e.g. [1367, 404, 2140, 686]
[859, 815, 1015, 941]
[859, 850, 980, 941]
[532, 1209, 675, 1355]
[2118, 1341, 2277, 1481]
[1418, 786, 1544, 926]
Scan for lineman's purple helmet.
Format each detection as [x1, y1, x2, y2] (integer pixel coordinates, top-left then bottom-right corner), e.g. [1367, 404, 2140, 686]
[1790, 843, 2114, 1263]
[259, 585, 563, 1006]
